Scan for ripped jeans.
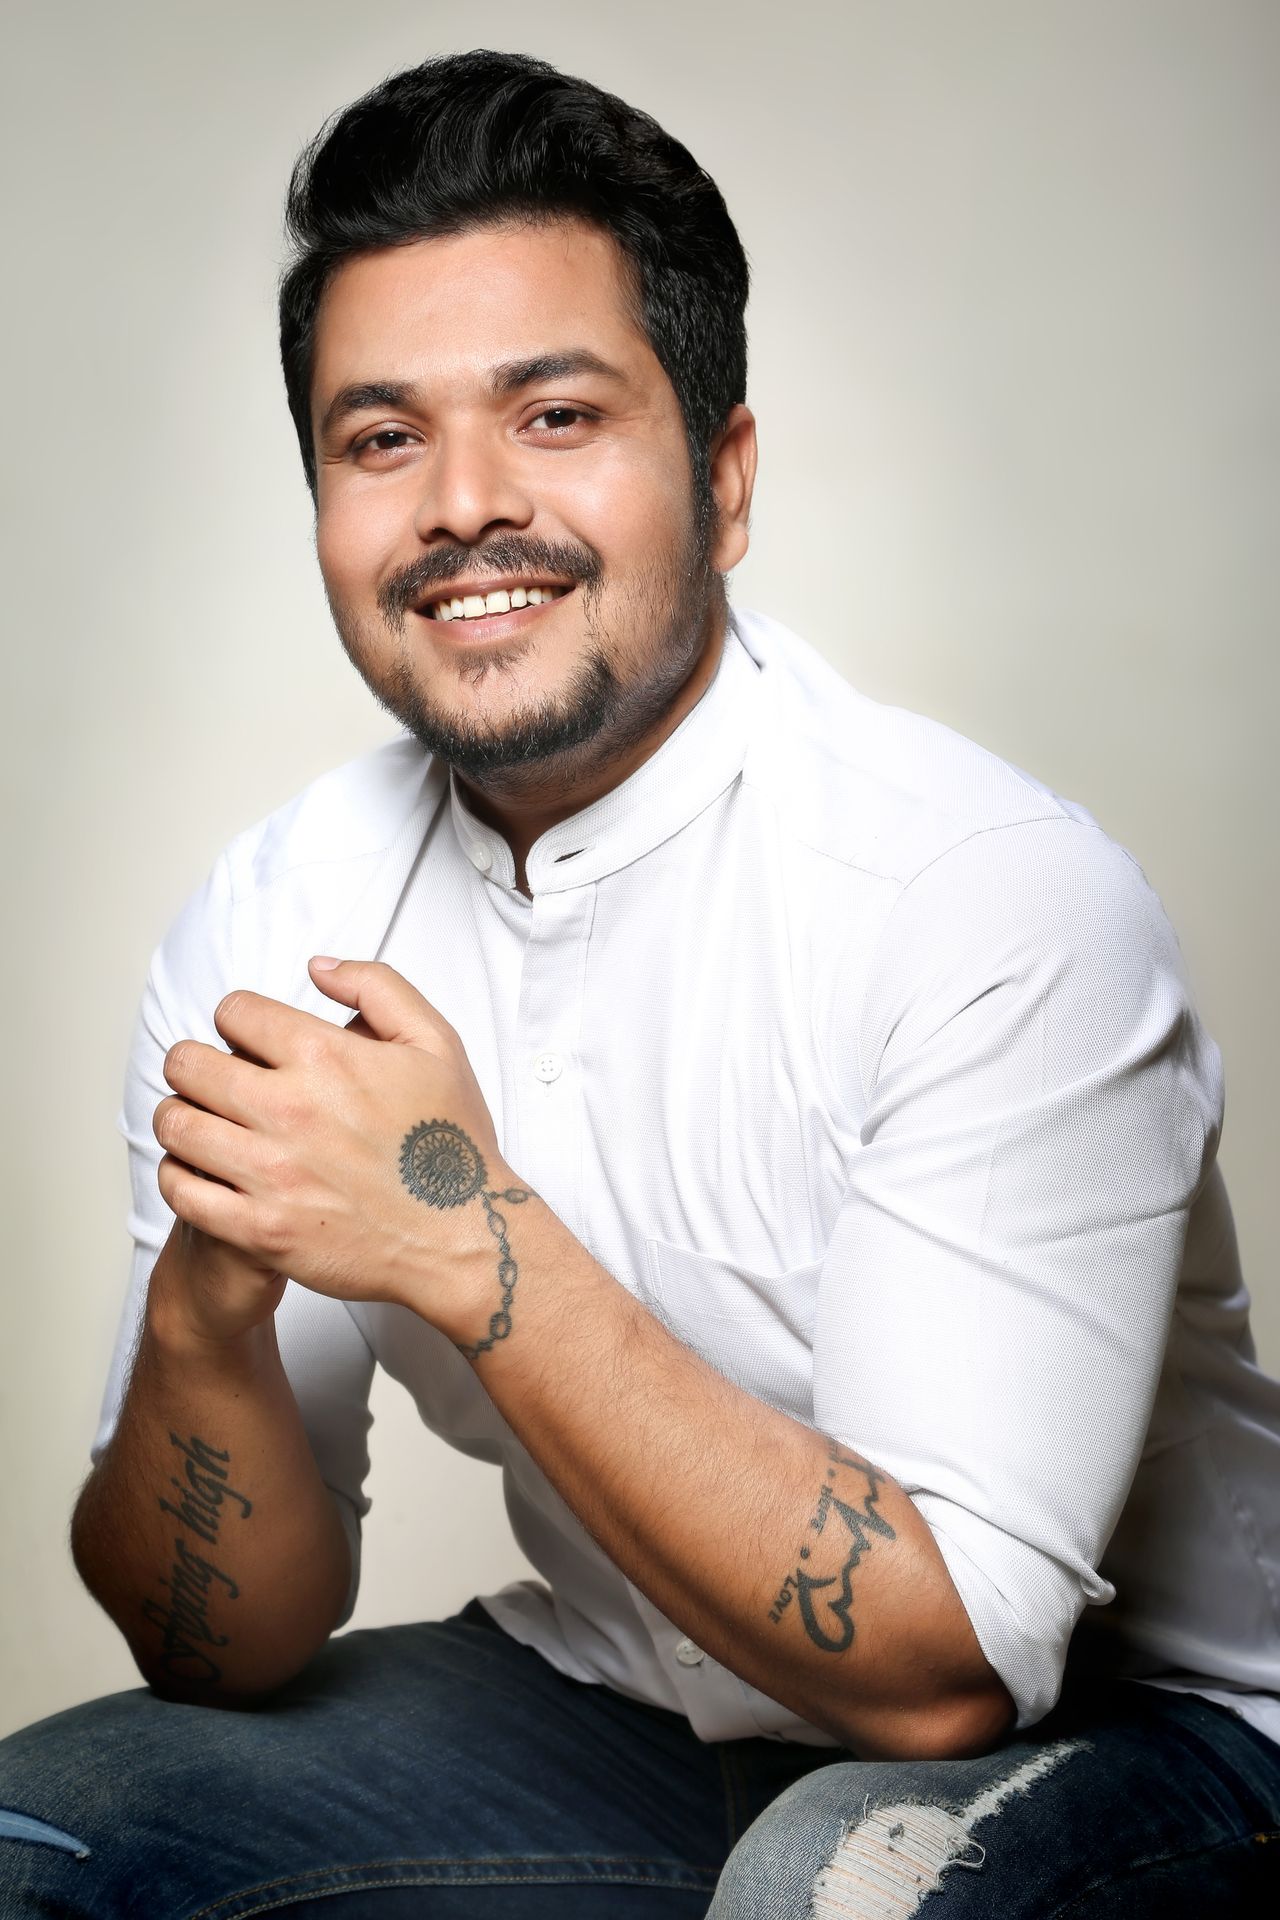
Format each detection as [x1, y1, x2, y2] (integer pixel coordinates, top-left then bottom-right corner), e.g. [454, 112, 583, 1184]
[0, 1602, 1277, 1918]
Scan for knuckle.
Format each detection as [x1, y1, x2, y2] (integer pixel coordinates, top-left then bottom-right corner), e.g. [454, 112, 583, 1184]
[260, 1144, 297, 1191]
[426, 1009, 459, 1052]
[270, 1089, 306, 1131]
[157, 1154, 193, 1220]
[253, 1212, 291, 1262]
[164, 1040, 197, 1084]
[297, 1029, 330, 1068]
[214, 990, 247, 1030]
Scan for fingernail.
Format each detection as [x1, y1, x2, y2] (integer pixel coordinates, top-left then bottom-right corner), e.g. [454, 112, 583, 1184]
[310, 955, 342, 971]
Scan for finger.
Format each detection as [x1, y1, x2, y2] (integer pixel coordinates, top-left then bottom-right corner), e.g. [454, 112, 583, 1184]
[153, 1096, 259, 1188]
[309, 957, 451, 1048]
[212, 989, 334, 1068]
[157, 1153, 253, 1244]
[230, 1044, 273, 1069]
[163, 1038, 272, 1126]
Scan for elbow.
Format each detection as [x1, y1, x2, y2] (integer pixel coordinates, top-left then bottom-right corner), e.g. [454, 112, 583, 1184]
[143, 1675, 285, 1712]
[137, 1641, 329, 1711]
[830, 1678, 1018, 1762]
[918, 1680, 1018, 1759]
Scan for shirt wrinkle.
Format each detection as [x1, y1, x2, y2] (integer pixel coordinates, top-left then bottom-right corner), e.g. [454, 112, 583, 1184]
[97, 606, 1280, 1751]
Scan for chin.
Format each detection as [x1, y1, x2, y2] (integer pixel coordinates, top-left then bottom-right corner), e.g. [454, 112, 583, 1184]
[376, 648, 624, 780]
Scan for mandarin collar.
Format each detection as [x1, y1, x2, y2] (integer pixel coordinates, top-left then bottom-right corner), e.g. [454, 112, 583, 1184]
[447, 618, 762, 894]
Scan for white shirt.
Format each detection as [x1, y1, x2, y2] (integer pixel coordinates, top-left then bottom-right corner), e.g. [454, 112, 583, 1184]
[96, 610, 1280, 1749]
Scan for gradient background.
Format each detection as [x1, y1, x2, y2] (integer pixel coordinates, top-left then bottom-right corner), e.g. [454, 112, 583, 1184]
[2, 0, 1276, 1737]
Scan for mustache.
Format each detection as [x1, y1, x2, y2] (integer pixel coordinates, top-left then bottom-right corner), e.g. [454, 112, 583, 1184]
[377, 535, 603, 624]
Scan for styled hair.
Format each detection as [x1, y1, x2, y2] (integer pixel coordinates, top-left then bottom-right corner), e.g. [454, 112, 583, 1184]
[279, 49, 750, 500]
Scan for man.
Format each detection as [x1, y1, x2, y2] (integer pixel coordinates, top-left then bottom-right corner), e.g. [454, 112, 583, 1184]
[1, 47, 1277, 1918]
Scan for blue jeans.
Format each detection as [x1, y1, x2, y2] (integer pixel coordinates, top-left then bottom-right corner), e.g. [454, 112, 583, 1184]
[0, 1601, 1277, 1917]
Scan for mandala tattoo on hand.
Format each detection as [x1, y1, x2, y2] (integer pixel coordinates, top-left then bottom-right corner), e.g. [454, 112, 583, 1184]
[398, 1120, 531, 1357]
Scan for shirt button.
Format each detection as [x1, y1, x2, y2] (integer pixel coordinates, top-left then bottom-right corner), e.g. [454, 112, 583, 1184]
[533, 1052, 563, 1083]
[468, 841, 493, 874]
[675, 1638, 706, 1668]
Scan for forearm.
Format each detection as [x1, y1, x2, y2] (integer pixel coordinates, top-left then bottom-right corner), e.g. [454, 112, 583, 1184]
[141, 959, 1010, 1748]
[448, 1197, 1014, 1760]
[72, 1257, 351, 1705]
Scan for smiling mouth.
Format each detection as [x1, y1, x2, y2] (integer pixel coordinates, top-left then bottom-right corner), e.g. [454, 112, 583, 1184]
[418, 582, 575, 624]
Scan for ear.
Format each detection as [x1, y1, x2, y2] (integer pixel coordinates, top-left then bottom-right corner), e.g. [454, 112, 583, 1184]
[708, 404, 758, 575]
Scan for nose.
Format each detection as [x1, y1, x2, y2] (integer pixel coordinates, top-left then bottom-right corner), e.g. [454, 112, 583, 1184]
[412, 429, 534, 548]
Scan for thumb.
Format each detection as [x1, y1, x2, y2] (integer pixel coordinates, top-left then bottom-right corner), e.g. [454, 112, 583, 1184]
[308, 957, 442, 1047]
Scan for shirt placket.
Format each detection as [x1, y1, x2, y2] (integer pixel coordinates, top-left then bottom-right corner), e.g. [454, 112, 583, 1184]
[508, 879, 762, 1740]
[508, 885, 594, 1245]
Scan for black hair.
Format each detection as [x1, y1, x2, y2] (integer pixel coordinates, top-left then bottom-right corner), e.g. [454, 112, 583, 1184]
[279, 49, 749, 503]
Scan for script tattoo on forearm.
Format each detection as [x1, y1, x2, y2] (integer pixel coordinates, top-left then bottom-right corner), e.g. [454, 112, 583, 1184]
[399, 1119, 531, 1357]
[143, 1433, 251, 1685]
[766, 1438, 897, 1653]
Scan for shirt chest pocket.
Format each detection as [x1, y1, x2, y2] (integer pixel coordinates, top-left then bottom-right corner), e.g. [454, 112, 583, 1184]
[642, 1238, 822, 1421]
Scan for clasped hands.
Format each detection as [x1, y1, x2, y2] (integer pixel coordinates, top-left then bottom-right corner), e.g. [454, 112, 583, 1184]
[153, 957, 520, 1344]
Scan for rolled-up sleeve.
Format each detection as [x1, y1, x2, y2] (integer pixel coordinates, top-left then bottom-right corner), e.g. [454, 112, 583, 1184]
[92, 849, 377, 1627]
[812, 817, 1223, 1728]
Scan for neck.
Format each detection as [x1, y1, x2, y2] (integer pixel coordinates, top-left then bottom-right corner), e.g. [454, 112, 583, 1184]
[456, 613, 727, 896]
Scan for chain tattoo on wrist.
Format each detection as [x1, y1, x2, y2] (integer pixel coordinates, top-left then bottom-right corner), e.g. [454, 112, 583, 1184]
[766, 1437, 898, 1653]
[398, 1119, 531, 1357]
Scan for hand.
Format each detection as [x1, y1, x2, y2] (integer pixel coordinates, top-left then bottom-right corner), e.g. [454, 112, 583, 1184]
[147, 1218, 287, 1354]
[153, 959, 529, 1339]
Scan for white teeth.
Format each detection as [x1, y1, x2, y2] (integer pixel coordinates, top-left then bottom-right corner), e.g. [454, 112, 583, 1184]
[428, 583, 568, 620]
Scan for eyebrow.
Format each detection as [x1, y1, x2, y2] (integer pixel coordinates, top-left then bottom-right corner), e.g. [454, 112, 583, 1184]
[488, 349, 627, 396]
[319, 381, 414, 441]
[318, 351, 627, 440]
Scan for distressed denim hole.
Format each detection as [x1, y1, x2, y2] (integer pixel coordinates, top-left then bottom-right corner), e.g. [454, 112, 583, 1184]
[811, 1739, 1090, 1919]
[0, 1807, 92, 1860]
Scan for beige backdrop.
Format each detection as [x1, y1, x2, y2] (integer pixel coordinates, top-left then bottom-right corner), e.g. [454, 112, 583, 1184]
[2, 0, 1276, 1737]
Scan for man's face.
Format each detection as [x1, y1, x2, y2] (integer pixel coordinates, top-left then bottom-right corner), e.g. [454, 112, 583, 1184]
[311, 220, 734, 788]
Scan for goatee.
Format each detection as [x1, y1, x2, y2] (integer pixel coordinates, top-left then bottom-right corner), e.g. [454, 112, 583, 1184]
[327, 520, 718, 787]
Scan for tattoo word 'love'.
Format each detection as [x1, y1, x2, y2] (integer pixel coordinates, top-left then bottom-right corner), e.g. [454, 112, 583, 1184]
[767, 1439, 897, 1654]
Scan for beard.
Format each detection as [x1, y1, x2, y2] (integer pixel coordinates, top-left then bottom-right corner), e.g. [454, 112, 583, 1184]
[326, 512, 721, 792]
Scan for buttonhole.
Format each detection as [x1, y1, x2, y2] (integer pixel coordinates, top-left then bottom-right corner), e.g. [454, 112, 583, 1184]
[555, 849, 585, 862]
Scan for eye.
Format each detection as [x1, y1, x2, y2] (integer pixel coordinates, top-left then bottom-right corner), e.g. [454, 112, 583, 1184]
[351, 427, 417, 460]
[525, 406, 593, 435]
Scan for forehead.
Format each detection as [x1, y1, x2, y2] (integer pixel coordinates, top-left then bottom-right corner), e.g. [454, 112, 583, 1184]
[310, 219, 658, 410]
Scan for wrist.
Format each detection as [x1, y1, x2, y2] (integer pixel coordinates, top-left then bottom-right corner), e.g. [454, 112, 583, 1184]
[145, 1242, 283, 1379]
[394, 1162, 545, 1348]
[434, 1186, 612, 1364]
[144, 1294, 279, 1373]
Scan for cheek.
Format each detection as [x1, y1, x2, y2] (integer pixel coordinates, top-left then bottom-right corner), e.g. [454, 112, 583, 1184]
[316, 483, 412, 601]
[549, 445, 690, 581]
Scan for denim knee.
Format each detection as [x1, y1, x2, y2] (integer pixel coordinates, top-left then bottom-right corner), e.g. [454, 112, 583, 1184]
[706, 1739, 1091, 1920]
